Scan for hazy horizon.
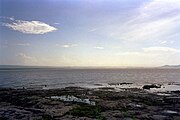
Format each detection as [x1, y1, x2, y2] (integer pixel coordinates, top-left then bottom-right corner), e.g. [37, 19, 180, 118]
[0, 63, 180, 68]
[1, 0, 180, 67]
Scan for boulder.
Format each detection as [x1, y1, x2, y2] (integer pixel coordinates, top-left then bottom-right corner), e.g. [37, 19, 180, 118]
[142, 84, 161, 90]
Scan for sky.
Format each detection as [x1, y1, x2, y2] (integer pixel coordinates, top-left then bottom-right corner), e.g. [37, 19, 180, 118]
[0, 0, 180, 67]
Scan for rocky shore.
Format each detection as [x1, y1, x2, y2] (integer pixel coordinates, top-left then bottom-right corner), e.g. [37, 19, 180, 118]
[0, 87, 179, 120]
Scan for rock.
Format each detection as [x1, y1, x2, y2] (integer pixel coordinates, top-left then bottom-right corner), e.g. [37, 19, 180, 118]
[127, 103, 144, 109]
[171, 90, 180, 94]
[174, 116, 180, 120]
[50, 95, 96, 106]
[162, 110, 179, 116]
[58, 115, 96, 120]
[122, 118, 132, 120]
[164, 97, 180, 103]
[122, 117, 139, 120]
[142, 84, 161, 90]
[101, 111, 123, 120]
[46, 106, 74, 117]
[151, 115, 167, 120]
[108, 82, 133, 86]
[137, 113, 151, 119]
[0, 87, 179, 120]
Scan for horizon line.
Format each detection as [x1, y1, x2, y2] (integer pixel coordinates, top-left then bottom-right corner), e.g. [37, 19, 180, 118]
[0, 64, 178, 68]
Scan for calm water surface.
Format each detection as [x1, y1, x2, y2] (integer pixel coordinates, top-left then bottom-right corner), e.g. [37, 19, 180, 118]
[0, 68, 180, 89]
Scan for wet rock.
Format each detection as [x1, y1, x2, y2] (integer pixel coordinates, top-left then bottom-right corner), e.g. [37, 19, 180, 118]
[60, 115, 97, 120]
[108, 82, 133, 86]
[164, 96, 180, 103]
[151, 115, 167, 120]
[174, 116, 180, 120]
[137, 113, 152, 119]
[98, 87, 115, 91]
[127, 103, 145, 109]
[93, 84, 103, 86]
[45, 105, 75, 117]
[50, 95, 96, 106]
[0, 87, 179, 120]
[99, 100, 120, 110]
[162, 110, 179, 116]
[171, 90, 180, 95]
[101, 111, 123, 120]
[142, 84, 161, 90]
[122, 118, 139, 120]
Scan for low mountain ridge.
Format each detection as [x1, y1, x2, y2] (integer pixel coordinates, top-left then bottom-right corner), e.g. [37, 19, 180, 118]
[162, 65, 180, 68]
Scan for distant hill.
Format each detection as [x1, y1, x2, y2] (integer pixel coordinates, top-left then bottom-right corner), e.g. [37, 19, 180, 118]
[161, 65, 180, 68]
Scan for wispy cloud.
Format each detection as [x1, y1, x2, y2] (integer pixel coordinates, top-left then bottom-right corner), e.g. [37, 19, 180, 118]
[114, 46, 180, 66]
[89, 28, 97, 32]
[115, 47, 180, 55]
[143, 46, 180, 53]
[56, 44, 78, 48]
[107, 0, 180, 43]
[94, 46, 104, 50]
[54, 22, 60, 25]
[62, 45, 70, 48]
[15, 53, 82, 66]
[2, 18, 57, 34]
[0, 16, 15, 21]
[160, 41, 167, 44]
[17, 53, 37, 64]
[16, 43, 30, 46]
[63, 44, 78, 48]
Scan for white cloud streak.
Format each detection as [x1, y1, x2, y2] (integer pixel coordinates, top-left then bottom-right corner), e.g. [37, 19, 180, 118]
[0, 16, 15, 21]
[94, 46, 104, 49]
[160, 41, 167, 44]
[3, 18, 57, 34]
[54, 22, 60, 25]
[17, 53, 37, 64]
[106, 0, 180, 43]
[15, 53, 83, 66]
[62, 45, 70, 48]
[114, 46, 180, 66]
[115, 47, 180, 56]
[56, 44, 78, 48]
[16, 43, 30, 46]
[143, 47, 180, 53]
[89, 28, 97, 32]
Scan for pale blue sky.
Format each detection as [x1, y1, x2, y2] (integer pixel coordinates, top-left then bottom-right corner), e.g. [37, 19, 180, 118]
[0, 0, 180, 67]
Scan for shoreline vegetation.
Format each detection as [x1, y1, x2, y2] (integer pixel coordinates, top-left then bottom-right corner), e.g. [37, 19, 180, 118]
[0, 86, 179, 120]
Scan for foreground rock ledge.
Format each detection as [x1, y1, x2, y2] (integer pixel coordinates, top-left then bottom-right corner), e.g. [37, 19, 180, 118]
[0, 87, 179, 120]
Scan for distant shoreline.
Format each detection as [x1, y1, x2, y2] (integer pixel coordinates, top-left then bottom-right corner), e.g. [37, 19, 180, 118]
[1, 65, 180, 70]
[0, 65, 166, 69]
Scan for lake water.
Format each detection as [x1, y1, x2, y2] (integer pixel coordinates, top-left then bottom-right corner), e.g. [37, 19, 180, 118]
[0, 68, 180, 90]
